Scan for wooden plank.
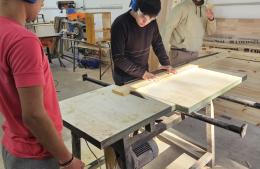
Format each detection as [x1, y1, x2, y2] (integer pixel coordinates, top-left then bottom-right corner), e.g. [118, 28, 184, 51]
[190, 51, 260, 125]
[195, 53, 260, 103]
[166, 153, 196, 169]
[158, 131, 206, 158]
[102, 12, 111, 41]
[60, 85, 172, 149]
[112, 64, 198, 96]
[190, 152, 212, 169]
[135, 67, 242, 113]
[206, 101, 215, 168]
[227, 51, 260, 61]
[104, 146, 119, 169]
[131, 65, 199, 90]
[113, 64, 242, 113]
[203, 41, 260, 54]
[211, 18, 260, 39]
[85, 13, 95, 44]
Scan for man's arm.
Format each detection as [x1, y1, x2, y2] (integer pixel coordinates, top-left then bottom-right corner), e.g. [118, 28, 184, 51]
[17, 86, 83, 168]
[152, 21, 171, 66]
[205, 8, 216, 35]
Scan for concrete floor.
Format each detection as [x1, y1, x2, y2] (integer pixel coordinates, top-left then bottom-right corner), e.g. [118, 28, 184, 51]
[0, 58, 259, 169]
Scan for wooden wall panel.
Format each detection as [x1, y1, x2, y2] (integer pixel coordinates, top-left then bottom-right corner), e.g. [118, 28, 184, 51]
[211, 18, 260, 39]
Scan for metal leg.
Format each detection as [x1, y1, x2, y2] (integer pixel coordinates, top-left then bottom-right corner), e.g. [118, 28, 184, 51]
[58, 38, 66, 67]
[46, 47, 52, 63]
[99, 47, 102, 80]
[72, 132, 81, 159]
[206, 101, 215, 168]
[73, 42, 76, 72]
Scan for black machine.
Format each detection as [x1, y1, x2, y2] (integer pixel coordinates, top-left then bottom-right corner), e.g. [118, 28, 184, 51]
[57, 1, 76, 13]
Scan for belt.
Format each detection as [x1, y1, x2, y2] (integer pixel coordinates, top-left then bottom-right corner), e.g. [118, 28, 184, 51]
[171, 47, 187, 51]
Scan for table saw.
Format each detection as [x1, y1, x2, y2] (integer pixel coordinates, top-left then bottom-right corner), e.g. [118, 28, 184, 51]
[60, 65, 247, 169]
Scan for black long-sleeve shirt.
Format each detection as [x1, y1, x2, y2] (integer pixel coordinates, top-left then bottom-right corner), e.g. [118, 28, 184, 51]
[111, 10, 170, 84]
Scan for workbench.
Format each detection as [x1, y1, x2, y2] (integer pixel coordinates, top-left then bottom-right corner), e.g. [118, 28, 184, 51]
[60, 65, 244, 169]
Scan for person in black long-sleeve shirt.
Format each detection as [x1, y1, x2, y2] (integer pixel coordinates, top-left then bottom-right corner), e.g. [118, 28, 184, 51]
[111, 0, 175, 86]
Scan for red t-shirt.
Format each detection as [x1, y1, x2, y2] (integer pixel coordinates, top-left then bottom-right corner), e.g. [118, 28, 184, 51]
[0, 17, 63, 159]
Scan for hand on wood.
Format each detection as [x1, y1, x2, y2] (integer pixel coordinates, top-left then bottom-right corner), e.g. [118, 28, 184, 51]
[142, 71, 156, 80]
[159, 65, 177, 74]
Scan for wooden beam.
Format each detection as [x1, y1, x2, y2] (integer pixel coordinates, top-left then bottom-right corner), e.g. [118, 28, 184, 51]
[190, 152, 212, 169]
[206, 101, 215, 168]
[158, 131, 206, 158]
[166, 153, 196, 169]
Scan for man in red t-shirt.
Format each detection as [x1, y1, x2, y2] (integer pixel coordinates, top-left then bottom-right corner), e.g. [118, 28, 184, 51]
[0, 0, 84, 168]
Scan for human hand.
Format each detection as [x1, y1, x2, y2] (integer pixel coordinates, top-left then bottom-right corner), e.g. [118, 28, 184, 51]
[142, 71, 156, 80]
[159, 65, 177, 74]
[61, 157, 85, 169]
[206, 9, 214, 21]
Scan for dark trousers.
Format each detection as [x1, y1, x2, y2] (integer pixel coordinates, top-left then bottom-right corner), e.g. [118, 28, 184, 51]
[169, 49, 199, 68]
[2, 146, 59, 169]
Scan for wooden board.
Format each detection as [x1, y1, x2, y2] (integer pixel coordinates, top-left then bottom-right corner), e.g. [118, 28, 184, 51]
[134, 67, 242, 113]
[166, 153, 196, 169]
[203, 41, 260, 54]
[212, 18, 260, 39]
[193, 52, 260, 103]
[191, 51, 260, 125]
[60, 85, 172, 149]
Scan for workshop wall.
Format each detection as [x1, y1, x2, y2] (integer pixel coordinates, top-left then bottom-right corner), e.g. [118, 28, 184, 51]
[40, 0, 130, 22]
[41, 0, 260, 23]
[208, 0, 260, 19]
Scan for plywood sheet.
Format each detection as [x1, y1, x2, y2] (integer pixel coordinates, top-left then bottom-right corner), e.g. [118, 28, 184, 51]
[60, 85, 172, 149]
[193, 52, 260, 103]
[135, 67, 242, 113]
[190, 51, 260, 125]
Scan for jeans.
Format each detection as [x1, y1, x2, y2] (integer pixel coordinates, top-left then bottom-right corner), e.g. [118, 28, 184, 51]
[2, 146, 59, 169]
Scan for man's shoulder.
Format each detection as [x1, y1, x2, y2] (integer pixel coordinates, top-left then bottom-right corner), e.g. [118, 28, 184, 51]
[113, 11, 130, 26]
[0, 17, 37, 40]
[12, 25, 38, 40]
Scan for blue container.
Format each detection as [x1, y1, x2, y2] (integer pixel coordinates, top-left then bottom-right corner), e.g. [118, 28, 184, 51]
[81, 59, 100, 69]
[66, 8, 76, 15]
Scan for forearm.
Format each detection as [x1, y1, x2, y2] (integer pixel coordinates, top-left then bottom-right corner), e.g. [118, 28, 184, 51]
[206, 18, 216, 35]
[153, 43, 171, 66]
[23, 111, 71, 163]
[113, 55, 146, 78]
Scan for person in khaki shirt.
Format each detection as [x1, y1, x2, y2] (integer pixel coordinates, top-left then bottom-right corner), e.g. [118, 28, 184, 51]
[162, 0, 216, 67]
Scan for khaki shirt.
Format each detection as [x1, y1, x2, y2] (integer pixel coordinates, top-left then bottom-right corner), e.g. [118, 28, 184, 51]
[162, 0, 216, 52]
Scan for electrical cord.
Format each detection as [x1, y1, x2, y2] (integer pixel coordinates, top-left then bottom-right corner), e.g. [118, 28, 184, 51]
[85, 140, 102, 169]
